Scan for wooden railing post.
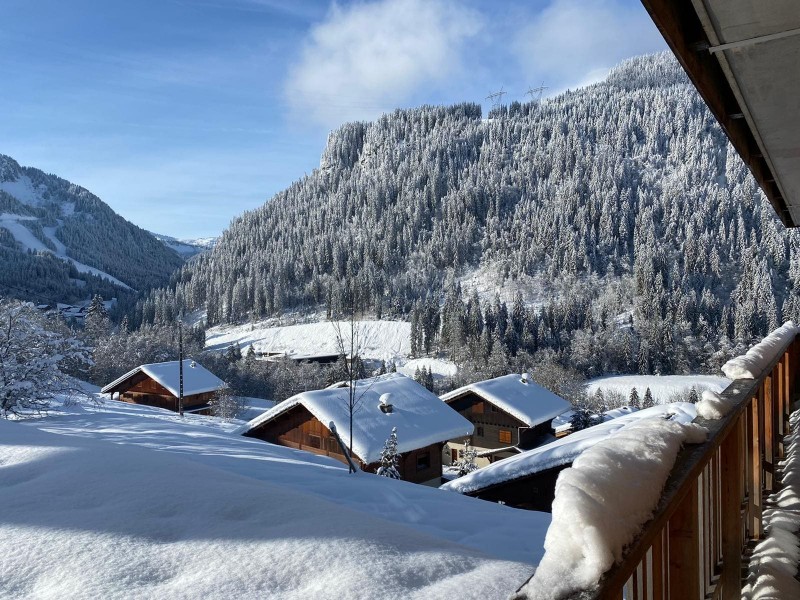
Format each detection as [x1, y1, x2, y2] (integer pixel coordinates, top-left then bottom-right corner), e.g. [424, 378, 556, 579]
[763, 373, 774, 492]
[749, 394, 763, 539]
[668, 479, 700, 600]
[720, 416, 742, 597]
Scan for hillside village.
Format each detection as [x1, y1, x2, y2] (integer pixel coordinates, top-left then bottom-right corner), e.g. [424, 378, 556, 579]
[4, 0, 800, 598]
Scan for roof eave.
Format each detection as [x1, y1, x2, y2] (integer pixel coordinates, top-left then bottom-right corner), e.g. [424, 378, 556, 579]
[639, 0, 795, 227]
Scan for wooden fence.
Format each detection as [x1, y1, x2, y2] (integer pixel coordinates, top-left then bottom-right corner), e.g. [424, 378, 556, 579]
[581, 335, 799, 599]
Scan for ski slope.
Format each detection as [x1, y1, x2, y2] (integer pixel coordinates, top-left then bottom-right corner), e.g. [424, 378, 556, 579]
[2, 391, 550, 599]
[0, 213, 133, 290]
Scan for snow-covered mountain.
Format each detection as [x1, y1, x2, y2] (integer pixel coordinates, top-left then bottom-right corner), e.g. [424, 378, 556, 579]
[0, 154, 184, 304]
[150, 232, 217, 258]
[140, 52, 800, 378]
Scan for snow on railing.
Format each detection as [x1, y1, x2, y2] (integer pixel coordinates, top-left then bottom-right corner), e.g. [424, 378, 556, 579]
[721, 321, 798, 380]
[516, 418, 707, 599]
[514, 323, 799, 600]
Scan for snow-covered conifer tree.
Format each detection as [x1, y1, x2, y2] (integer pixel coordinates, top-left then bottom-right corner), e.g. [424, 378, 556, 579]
[376, 427, 400, 479]
[642, 387, 655, 408]
[454, 439, 478, 477]
[687, 386, 699, 404]
[629, 387, 640, 409]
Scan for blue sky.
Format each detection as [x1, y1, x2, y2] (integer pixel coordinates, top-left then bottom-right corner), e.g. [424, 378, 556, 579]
[0, 0, 665, 239]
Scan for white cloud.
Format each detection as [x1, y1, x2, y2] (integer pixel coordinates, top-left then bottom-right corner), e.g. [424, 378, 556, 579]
[514, 0, 666, 93]
[284, 0, 481, 128]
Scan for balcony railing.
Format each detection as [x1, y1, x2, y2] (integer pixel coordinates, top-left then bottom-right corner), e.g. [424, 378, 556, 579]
[514, 333, 798, 599]
[581, 335, 798, 599]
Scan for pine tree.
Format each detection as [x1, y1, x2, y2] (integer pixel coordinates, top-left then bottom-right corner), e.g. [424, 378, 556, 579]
[376, 427, 400, 479]
[687, 386, 699, 404]
[643, 387, 655, 408]
[454, 438, 478, 476]
[84, 294, 110, 342]
[628, 386, 640, 409]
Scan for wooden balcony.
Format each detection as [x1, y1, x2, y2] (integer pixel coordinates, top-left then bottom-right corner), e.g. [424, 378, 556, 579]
[519, 333, 798, 599]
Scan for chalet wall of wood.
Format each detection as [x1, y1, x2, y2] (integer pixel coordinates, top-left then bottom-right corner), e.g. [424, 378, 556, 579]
[444, 391, 555, 467]
[107, 371, 214, 414]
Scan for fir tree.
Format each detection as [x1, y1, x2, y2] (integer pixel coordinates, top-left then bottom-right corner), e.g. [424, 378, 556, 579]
[687, 386, 699, 404]
[642, 387, 655, 408]
[628, 387, 640, 409]
[454, 439, 478, 477]
[376, 427, 400, 479]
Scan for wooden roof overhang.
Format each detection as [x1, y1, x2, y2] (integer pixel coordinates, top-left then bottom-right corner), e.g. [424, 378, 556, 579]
[640, 0, 800, 226]
[101, 369, 151, 395]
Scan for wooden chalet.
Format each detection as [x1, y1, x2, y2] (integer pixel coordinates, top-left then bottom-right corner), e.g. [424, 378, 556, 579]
[440, 373, 571, 467]
[101, 359, 225, 414]
[442, 402, 697, 512]
[238, 373, 473, 484]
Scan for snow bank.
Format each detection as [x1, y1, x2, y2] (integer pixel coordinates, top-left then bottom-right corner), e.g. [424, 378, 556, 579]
[444, 403, 696, 495]
[742, 408, 800, 599]
[1, 418, 538, 600]
[517, 416, 707, 599]
[3, 392, 555, 598]
[722, 322, 798, 380]
[206, 319, 410, 361]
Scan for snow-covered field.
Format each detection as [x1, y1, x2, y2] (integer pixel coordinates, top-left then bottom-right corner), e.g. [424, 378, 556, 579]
[206, 319, 411, 362]
[396, 357, 458, 379]
[585, 374, 731, 404]
[1, 390, 550, 599]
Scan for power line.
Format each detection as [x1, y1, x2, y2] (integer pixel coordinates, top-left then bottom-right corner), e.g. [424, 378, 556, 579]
[486, 87, 507, 111]
[526, 82, 548, 105]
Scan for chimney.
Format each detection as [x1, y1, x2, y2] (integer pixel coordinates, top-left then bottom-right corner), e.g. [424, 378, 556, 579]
[379, 393, 393, 414]
[520, 372, 529, 384]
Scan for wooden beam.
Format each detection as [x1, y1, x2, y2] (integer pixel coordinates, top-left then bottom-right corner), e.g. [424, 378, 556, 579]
[638, 0, 794, 226]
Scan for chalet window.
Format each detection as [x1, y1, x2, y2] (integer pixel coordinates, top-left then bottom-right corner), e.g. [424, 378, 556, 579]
[476, 426, 485, 438]
[328, 437, 340, 453]
[489, 404, 499, 413]
[499, 429, 512, 444]
[308, 434, 321, 449]
[416, 452, 431, 472]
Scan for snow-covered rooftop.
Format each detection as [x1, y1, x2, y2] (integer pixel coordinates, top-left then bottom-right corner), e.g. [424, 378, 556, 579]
[101, 359, 225, 397]
[442, 403, 698, 495]
[440, 374, 571, 428]
[239, 373, 473, 464]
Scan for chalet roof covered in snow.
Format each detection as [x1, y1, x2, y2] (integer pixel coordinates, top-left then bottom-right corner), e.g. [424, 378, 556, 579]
[442, 403, 698, 495]
[101, 359, 225, 397]
[238, 373, 473, 464]
[440, 374, 571, 428]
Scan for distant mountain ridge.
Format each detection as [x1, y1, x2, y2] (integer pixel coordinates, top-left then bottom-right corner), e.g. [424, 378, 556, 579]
[0, 154, 184, 305]
[150, 232, 218, 258]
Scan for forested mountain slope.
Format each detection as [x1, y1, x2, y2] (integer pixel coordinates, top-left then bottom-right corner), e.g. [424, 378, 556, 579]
[0, 154, 184, 304]
[140, 53, 800, 377]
